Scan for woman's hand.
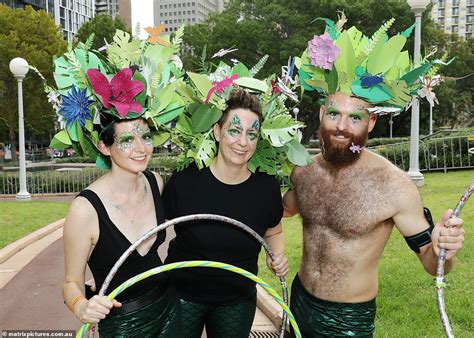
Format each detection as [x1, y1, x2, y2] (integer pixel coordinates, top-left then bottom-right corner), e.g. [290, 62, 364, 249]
[74, 295, 122, 324]
[266, 253, 289, 277]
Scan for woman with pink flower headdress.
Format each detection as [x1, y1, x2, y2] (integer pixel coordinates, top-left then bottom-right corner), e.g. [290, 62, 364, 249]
[44, 28, 187, 336]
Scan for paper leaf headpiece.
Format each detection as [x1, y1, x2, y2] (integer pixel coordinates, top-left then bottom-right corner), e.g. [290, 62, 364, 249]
[42, 27, 186, 168]
[170, 56, 312, 179]
[296, 16, 448, 113]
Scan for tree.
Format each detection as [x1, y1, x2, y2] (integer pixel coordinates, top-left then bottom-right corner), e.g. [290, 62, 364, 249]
[0, 5, 67, 161]
[75, 13, 130, 52]
[182, 0, 471, 142]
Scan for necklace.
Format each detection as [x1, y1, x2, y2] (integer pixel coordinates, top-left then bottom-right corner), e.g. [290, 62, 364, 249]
[105, 173, 148, 225]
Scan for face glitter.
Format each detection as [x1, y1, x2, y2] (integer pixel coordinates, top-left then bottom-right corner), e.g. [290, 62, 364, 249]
[113, 122, 153, 152]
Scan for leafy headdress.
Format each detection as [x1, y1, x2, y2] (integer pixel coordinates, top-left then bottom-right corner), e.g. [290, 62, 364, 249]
[171, 56, 312, 179]
[41, 25, 186, 168]
[297, 14, 450, 115]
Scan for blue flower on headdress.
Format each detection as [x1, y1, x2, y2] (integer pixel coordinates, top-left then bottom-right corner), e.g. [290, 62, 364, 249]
[58, 85, 94, 127]
[360, 74, 384, 88]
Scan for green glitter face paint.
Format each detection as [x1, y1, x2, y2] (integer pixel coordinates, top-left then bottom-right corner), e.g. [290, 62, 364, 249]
[114, 122, 153, 152]
[224, 114, 260, 143]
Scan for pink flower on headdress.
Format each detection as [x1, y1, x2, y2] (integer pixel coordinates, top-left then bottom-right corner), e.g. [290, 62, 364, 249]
[87, 68, 144, 117]
[205, 74, 239, 103]
[307, 33, 340, 70]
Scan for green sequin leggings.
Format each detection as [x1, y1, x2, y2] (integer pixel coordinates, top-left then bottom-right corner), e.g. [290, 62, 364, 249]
[180, 294, 257, 338]
[98, 286, 181, 337]
[290, 275, 376, 337]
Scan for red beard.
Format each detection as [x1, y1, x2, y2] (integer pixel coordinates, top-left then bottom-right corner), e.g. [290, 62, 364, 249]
[319, 123, 368, 167]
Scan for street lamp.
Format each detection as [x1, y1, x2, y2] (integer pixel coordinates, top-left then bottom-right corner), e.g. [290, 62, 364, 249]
[9, 57, 31, 201]
[406, 0, 429, 187]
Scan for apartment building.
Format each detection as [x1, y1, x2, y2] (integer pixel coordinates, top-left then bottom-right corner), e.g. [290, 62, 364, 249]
[430, 0, 474, 39]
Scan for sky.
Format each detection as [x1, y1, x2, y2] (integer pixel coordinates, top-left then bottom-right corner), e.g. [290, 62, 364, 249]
[131, 0, 154, 39]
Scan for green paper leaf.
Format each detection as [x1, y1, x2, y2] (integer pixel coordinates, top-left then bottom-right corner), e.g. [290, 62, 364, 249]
[66, 122, 80, 142]
[351, 80, 393, 103]
[334, 31, 356, 94]
[190, 132, 216, 169]
[305, 79, 328, 93]
[50, 130, 71, 149]
[367, 35, 407, 75]
[176, 114, 193, 135]
[248, 139, 279, 175]
[152, 131, 170, 146]
[400, 23, 416, 38]
[107, 30, 141, 68]
[190, 104, 223, 133]
[234, 77, 269, 93]
[155, 101, 185, 125]
[81, 134, 99, 159]
[299, 68, 317, 91]
[144, 43, 173, 66]
[132, 71, 147, 107]
[324, 67, 338, 93]
[262, 114, 301, 147]
[285, 139, 313, 166]
[231, 63, 250, 77]
[188, 72, 213, 99]
[400, 63, 431, 85]
[85, 119, 94, 132]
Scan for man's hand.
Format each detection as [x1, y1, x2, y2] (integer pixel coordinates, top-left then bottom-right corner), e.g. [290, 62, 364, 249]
[266, 253, 289, 277]
[431, 209, 465, 260]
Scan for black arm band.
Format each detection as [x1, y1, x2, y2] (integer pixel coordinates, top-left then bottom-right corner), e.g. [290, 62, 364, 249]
[404, 207, 435, 253]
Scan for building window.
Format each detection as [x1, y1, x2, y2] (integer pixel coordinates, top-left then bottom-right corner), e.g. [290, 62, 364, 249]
[452, 0, 460, 5]
[438, 18, 444, 25]
[466, 33, 472, 39]
[452, 7, 459, 15]
[467, 15, 474, 23]
[467, 24, 473, 32]
[438, 9, 444, 16]
[452, 17, 458, 24]
[437, 0, 444, 7]
[160, 5, 162, 9]
[452, 25, 458, 32]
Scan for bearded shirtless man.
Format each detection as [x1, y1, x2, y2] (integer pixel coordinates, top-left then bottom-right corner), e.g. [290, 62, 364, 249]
[283, 92, 466, 337]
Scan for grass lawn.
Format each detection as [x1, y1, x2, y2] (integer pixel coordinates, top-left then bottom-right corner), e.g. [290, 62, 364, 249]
[258, 170, 473, 337]
[0, 201, 70, 249]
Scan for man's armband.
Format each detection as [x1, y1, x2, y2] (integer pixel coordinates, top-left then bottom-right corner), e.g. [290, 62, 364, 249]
[404, 207, 435, 253]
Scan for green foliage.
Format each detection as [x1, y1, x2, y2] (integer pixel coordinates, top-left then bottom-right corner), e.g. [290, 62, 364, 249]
[74, 13, 130, 52]
[258, 170, 474, 337]
[0, 5, 67, 155]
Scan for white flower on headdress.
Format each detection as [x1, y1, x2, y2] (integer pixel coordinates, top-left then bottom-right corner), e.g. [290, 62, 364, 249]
[211, 47, 238, 59]
[47, 91, 62, 113]
[366, 107, 402, 116]
[277, 78, 299, 102]
[417, 75, 443, 107]
[208, 65, 232, 82]
[230, 58, 240, 65]
[170, 55, 183, 70]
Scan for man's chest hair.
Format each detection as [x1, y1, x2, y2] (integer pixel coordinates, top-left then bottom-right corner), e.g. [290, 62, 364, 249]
[295, 166, 395, 239]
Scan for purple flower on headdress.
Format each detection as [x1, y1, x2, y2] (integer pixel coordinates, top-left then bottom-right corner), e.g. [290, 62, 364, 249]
[307, 33, 340, 70]
[350, 142, 363, 154]
[87, 68, 144, 117]
[58, 84, 94, 127]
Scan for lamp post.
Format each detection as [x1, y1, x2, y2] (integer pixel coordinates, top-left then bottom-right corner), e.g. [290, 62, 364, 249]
[406, 0, 429, 187]
[9, 57, 31, 201]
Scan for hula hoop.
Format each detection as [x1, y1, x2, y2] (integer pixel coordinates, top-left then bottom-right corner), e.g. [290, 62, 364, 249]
[77, 260, 301, 338]
[88, 214, 290, 337]
[436, 183, 473, 338]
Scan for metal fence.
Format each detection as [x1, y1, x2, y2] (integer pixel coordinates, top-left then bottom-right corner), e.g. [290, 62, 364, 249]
[369, 135, 474, 173]
[0, 165, 171, 196]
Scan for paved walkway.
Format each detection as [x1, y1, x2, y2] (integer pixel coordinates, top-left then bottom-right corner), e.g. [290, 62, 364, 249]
[0, 198, 279, 334]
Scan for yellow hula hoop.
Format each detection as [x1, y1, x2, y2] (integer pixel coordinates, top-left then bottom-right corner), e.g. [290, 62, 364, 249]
[77, 260, 301, 338]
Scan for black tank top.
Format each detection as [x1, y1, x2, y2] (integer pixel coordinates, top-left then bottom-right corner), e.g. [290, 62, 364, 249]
[77, 171, 168, 301]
